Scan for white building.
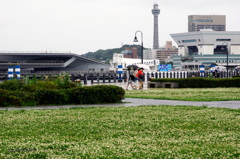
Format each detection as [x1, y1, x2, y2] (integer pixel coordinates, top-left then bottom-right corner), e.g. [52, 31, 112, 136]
[110, 53, 160, 72]
[170, 29, 240, 70]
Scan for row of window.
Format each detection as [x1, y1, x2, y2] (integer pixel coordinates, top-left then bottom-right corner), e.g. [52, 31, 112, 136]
[190, 19, 213, 23]
[216, 39, 231, 41]
[216, 60, 234, 63]
[179, 39, 231, 43]
[133, 61, 159, 65]
[182, 39, 197, 43]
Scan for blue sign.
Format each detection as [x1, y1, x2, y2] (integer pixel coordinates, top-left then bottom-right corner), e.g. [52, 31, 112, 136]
[158, 64, 172, 71]
[199, 65, 205, 73]
[199, 65, 205, 77]
[117, 65, 123, 74]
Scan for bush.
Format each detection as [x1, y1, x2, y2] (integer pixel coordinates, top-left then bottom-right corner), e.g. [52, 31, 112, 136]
[36, 81, 57, 89]
[68, 85, 125, 104]
[0, 78, 125, 106]
[232, 75, 240, 78]
[54, 74, 76, 89]
[150, 77, 240, 88]
[0, 79, 24, 91]
[35, 89, 68, 105]
[0, 89, 22, 106]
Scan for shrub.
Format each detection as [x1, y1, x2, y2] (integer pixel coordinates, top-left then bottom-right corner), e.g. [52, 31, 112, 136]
[68, 85, 125, 104]
[0, 89, 22, 106]
[23, 84, 39, 92]
[0, 78, 125, 106]
[35, 89, 68, 105]
[232, 75, 240, 78]
[150, 77, 240, 88]
[36, 81, 57, 89]
[0, 79, 24, 91]
[54, 75, 76, 89]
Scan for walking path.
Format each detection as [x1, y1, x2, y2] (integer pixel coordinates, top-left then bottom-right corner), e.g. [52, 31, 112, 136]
[1, 98, 240, 110]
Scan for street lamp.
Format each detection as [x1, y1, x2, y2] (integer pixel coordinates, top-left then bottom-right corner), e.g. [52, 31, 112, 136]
[133, 30, 143, 64]
[221, 42, 228, 78]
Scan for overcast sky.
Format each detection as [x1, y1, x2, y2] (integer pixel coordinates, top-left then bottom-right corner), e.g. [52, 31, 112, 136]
[0, 0, 240, 54]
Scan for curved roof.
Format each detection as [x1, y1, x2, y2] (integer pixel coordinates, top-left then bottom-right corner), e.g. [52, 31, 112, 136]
[0, 52, 110, 72]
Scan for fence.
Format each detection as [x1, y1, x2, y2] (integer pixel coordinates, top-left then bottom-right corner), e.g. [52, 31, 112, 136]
[0, 71, 239, 83]
[71, 71, 239, 84]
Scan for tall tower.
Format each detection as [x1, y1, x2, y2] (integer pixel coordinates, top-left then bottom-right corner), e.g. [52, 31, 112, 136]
[152, 4, 160, 49]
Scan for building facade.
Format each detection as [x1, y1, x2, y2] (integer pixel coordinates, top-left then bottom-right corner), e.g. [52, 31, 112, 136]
[155, 41, 178, 61]
[121, 47, 138, 59]
[143, 49, 154, 60]
[143, 41, 178, 62]
[188, 15, 226, 32]
[170, 30, 240, 70]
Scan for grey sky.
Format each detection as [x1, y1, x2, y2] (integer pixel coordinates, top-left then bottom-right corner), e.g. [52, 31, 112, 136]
[0, 0, 239, 54]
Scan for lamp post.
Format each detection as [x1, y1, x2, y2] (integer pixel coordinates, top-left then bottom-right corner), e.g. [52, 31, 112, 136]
[221, 42, 228, 78]
[134, 30, 143, 64]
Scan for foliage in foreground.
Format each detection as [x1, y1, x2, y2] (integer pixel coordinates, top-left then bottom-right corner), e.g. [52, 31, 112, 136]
[0, 78, 125, 107]
[0, 106, 239, 158]
[126, 88, 240, 101]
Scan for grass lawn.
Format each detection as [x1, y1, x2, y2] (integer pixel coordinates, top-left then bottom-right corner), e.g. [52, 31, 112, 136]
[0, 106, 240, 158]
[125, 88, 240, 101]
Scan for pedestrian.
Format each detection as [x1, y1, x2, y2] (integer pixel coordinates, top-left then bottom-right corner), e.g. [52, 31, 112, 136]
[215, 67, 220, 78]
[126, 67, 137, 90]
[236, 68, 239, 75]
[136, 67, 144, 90]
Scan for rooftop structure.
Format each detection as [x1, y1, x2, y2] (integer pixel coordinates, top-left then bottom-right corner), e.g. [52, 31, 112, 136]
[0, 52, 110, 72]
[188, 15, 226, 32]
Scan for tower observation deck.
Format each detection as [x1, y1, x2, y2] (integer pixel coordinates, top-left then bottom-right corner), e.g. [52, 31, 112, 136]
[152, 4, 160, 49]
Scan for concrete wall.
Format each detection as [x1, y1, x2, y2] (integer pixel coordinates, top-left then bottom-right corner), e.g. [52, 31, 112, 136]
[231, 45, 240, 55]
[198, 45, 214, 55]
[178, 46, 187, 56]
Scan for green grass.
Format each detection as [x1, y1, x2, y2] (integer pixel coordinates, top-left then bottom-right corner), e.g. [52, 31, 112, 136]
[125, 88, 240, 101]
[0, 106, 240, 158]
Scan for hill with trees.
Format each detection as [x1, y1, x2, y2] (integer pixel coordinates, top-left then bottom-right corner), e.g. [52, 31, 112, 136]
[81, 44, 146, 64]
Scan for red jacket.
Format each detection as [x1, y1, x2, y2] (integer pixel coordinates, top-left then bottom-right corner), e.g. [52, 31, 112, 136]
[136, 70, 144, 78]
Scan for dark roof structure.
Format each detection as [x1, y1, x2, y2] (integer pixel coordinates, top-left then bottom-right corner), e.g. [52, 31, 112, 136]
[0, 52, 110, 72]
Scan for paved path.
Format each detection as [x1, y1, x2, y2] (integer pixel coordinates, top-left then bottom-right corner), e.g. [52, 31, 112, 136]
[1, 98, 240, 110]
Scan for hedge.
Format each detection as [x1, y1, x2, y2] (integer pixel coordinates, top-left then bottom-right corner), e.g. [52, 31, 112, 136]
[68, 85, 125, 104]
[0, 89, 22, 106]
[0, 84, 125, 107]
[150, 77, 240, 88]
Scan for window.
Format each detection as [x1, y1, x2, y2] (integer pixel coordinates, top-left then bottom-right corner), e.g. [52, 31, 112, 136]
[182, 39, 197, 43]
[216, 39, 231, 41]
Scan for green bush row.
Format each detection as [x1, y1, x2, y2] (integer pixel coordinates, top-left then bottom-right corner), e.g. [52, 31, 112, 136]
[150, 77, 240, 88]
[0, 80, 125, 107]
[233, 75, 240, 78]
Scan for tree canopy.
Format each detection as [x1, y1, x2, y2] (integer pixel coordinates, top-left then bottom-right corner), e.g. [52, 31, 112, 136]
[81, 44, 146, 64]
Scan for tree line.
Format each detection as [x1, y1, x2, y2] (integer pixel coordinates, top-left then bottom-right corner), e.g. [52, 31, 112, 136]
[81, 44, 145, 64]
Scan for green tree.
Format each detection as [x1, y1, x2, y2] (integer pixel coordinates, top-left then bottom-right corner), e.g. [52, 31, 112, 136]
[81, 44, 147, 64]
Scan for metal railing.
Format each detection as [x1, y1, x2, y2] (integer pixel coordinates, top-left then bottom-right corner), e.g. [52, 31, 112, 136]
[0, 71, 239, 82]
